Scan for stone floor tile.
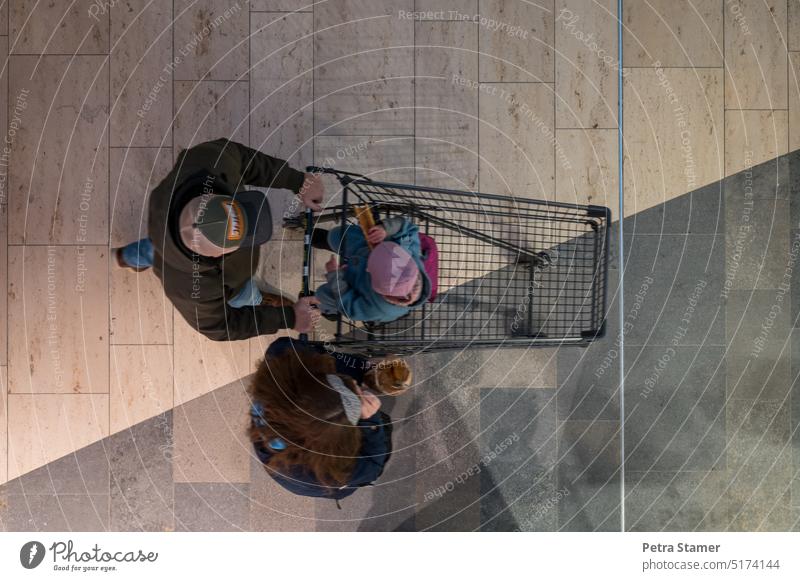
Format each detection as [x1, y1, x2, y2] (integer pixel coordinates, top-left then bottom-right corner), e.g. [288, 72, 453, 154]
[623, 0, 722, 67]
[624, 346, 726, 471]
[110, 147, 173, 247]
[414, 21, 479, 191]
[555, 129, 618, 208]
[479, 462, 557, 531]
[478, 388, 559, 531]
[725, 0, 788, 109]
[480, 388, 558, 467]
[479, 83, 555, 200]
[250, 455, 315, 532]
[110, 0, 173, 146]
[173, 381, 250, 483]
[557, 420, 620, 531]
[174, 482, 250, 531]
[791, 1, 800, 52]
[626, 180, 725, 236]
[173, 0, 249, 81]
[556, 273, 620, 421]
[173, 80, 249, 151]
[415, 0, 477, 13]
[109, 412, 174, 531]
[8, 56, 108, 244]
[110, 267, 173, 346]
[725, 110, 788, 177]
[624, 470, 730, 531]
[556, 0, 618, 129]
[726, 399, 792, 530]
[314, 0, 414, 135]
[250, 0, 312, 10]
[792, 329, 800, 506]
[791, 53, 800, 151]
[2, 438, 109, 496]
[1, 494, 109, 531]
[0, 37, 7, 366]
[8, 246, 109, 394]
[726, 291, 791, 402]
[478, 0, 554, 83]
[623, 68, 723, 218]
[10, 0, 109, 54]
[725, 191, 790, 291]
[110, 345, 173, 435]
[250, 12, 313, 173]
[313, 135, 416, 187]
[621, 234, 725, 346]
[172, 311, 251, 406]
[0, 368, 6, 485]
[7, 394, 109, 481]
[412, 381, 481, 531]
[472, 348, 557, 389]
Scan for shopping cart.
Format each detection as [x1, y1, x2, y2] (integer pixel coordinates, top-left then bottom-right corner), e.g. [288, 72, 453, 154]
[294, 166, 611, 356]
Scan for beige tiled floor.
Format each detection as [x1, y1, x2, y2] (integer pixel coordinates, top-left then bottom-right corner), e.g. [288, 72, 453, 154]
[724, 0, 787, 110]
[623, 68, 724, 216]
[725, 109, 789, 175]
[110, 0, 174, 148]
[110, 345, 173, 434]
[478, 0, 554, 83]
[479, 82, 556, 199]
[9, 55, 109, 245]
[623, 0, 723, 68]
[556, 0, 618, 129]
[6, 393, 108, 481]
[8, 246, 109, 395]
[1, 0, 798, 485]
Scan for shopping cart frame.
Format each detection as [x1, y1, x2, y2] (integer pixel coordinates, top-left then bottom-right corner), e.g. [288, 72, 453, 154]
[298, 166, 611, 357]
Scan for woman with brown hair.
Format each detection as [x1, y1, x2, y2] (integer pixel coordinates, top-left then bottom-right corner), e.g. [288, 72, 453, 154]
[248, 338, 392, 501]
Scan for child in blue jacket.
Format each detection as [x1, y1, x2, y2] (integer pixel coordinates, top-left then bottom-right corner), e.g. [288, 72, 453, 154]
[313, 216, 432, 323]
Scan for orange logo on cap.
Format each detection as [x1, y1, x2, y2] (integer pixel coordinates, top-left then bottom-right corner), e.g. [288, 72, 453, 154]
[222, 200, 245, 241]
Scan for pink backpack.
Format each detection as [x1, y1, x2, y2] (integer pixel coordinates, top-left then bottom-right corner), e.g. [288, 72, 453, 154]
[418, 233, 439, 302]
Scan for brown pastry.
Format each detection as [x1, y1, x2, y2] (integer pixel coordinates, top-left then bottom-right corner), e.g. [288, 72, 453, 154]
[364, 358, 412, 396]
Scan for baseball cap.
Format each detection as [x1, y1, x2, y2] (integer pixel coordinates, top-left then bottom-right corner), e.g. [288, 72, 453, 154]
[367, 241, 419, 297]
[179, 191, 272, 257]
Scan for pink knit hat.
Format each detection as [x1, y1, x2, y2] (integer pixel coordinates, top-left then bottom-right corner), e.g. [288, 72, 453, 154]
[367, 241, 419, 297]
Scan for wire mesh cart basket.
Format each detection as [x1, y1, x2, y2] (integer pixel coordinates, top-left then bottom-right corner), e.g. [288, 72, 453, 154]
[296, 167, 611, 357]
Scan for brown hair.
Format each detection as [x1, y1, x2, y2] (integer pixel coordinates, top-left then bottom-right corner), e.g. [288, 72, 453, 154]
[248, 350, 362, 487]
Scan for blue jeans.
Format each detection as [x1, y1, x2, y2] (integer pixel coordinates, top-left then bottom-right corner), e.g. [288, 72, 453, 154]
[120, 238, 154, 269]
[120, 238, 263, 308]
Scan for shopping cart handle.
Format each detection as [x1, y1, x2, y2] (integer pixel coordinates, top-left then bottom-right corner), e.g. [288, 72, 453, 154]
[305, 166, 370, 184]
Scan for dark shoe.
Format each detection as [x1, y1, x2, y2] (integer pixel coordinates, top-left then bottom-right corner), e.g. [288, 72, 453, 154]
[114, 248, 149, 272]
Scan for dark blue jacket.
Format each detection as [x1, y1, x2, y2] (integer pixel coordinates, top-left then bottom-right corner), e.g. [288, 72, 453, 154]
[252, 338, 390, 500]
[253, 412, 389, 500]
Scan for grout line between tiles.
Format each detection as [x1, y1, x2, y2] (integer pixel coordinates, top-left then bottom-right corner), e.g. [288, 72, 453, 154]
[107, 5, 112, 509]
[171, 0, 176, 493]
[723, 108, 789, 111]
[555, 126, 619, 131]
[5, 4, 9, 486]
[617, 0, 625, 533]
[624, 65, 723, 69]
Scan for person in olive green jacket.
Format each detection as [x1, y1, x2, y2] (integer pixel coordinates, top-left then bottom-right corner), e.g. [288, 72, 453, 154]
[114, 139, 321, 341]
